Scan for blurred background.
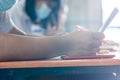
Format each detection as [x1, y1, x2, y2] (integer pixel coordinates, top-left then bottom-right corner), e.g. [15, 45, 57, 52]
[8, 0, 120, 42]
[64, 0, 102, 32]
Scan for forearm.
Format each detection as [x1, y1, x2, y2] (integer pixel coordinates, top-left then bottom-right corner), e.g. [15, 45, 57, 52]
[0, 34, 69, 61]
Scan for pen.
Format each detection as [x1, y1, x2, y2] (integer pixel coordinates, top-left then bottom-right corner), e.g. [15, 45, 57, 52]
[99, 7, 119, 32]
[76, 8, 119, 32]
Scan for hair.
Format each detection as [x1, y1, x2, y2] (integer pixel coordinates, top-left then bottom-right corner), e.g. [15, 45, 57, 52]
[25, 0, 61, 30]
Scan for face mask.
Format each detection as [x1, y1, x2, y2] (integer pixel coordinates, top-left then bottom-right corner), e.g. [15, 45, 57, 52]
[0, 0, 16, 11]
[36, 3, 51, 20]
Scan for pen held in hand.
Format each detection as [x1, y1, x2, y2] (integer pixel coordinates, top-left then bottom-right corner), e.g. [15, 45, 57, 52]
[99, 8, 119, 32]
[76, 8, 119, 32]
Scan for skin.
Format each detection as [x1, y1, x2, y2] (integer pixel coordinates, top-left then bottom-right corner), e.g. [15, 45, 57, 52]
[0, 1, 104, 61]
[35, 0, 63, 36]
[0, 26, 104, 61]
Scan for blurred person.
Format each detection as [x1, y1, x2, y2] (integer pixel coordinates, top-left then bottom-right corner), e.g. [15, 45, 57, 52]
[9, 0, 67, 36]
[0, 0, 104, 61]
[0, 0, 105, 80]
[25, 0, 67, 36]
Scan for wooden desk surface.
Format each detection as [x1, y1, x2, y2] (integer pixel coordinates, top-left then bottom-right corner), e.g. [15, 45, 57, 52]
[0, 59, 120, 69]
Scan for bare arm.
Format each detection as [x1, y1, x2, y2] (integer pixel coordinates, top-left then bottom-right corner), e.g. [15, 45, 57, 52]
[0, 34, 69, 61]
[0, 28, 104, 61]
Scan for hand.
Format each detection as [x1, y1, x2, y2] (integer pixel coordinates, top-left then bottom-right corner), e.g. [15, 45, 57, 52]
[45, 26, 57, 36]
[65, 31, 105, 56]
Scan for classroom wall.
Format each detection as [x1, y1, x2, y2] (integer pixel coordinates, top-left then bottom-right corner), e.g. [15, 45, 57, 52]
[64, 0, 103, 32]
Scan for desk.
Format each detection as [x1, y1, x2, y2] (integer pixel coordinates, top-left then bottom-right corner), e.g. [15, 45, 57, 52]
[0, 59, 120, 68]
[0, 59, 120, 80]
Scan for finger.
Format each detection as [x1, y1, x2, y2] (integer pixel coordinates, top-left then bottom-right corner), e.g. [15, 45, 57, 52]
[75, 25, 88, 31]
